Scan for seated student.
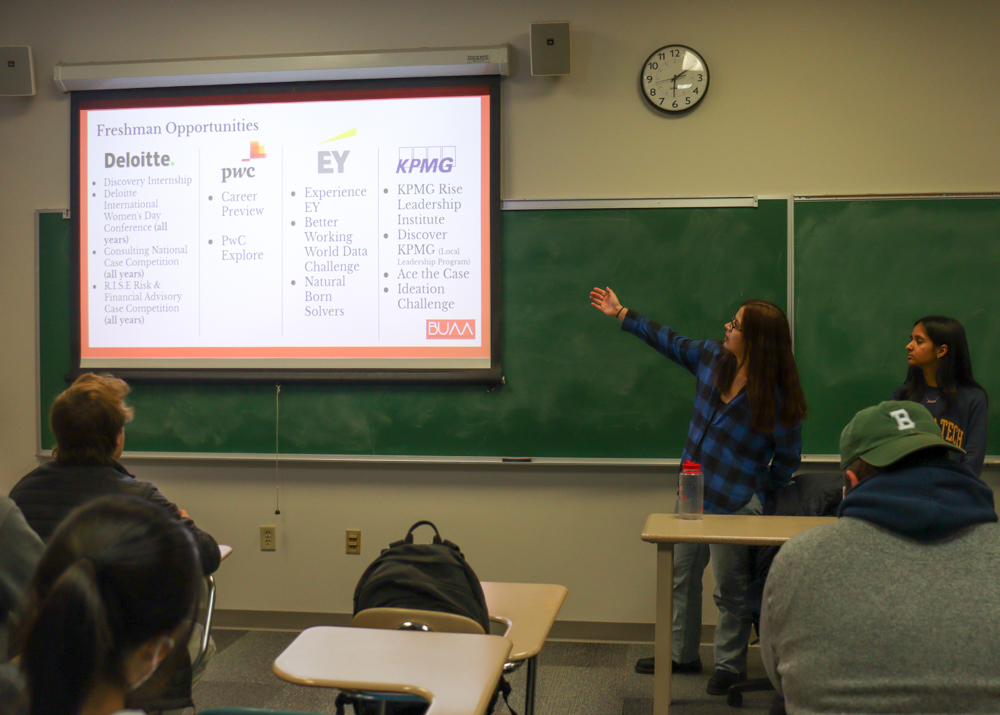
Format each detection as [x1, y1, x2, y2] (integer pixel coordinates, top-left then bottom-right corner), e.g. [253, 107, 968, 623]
[8, 373, 219, 572]
[8, 373, 219, 710]
[12, 496, 202, 715]
[0, 663, 27, 715]
[760, 401, 1000, 713]
[0, 497, 43, 662]
[893, 315, 988, 475]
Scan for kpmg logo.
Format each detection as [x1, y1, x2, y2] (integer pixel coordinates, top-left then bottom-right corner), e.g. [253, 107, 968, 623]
[426, 319, 475, 339]
[397, 146, 455, 174]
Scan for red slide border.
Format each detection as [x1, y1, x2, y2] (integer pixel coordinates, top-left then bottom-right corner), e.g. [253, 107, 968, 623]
[80, 86, 491, 361]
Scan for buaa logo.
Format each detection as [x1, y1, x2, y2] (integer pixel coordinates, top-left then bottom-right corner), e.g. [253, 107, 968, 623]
[426, 319, 476, 339]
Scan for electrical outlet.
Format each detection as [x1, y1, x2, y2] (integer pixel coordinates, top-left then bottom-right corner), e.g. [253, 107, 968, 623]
[260, 525, 276, 551]
[346, 529, 361, 555]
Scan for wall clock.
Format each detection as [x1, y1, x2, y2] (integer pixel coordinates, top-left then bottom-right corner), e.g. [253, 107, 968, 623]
[640, 45, 710, 114]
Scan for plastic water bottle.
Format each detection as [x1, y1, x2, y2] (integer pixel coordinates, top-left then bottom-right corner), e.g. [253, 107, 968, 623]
[678, 460, 704, 519]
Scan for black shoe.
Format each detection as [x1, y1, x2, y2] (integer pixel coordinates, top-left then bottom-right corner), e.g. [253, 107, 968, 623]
[706, 669, 747, 695]
[634, 656, 703, 675]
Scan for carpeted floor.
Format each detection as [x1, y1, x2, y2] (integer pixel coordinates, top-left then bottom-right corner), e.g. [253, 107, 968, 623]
[194, 629, 779, 714]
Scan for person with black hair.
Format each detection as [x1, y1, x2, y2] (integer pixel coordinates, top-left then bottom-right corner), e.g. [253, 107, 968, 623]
[0, 662, 28, 715]
[760, 401, 1000, 712]
[892, 316, 988, 474]
[12, 495, 202, 715]
[0, 497, 43, 663]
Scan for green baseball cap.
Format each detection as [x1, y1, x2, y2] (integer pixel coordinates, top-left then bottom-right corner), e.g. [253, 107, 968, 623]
[839, 400, 964, 469]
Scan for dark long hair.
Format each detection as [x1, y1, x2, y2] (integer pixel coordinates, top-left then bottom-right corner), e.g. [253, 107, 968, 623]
[13, 496, 200, 715]
[715, 299, 807, 431]
[898, 315, 988, 410]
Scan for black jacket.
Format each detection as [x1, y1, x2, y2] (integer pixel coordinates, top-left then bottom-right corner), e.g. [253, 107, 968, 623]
[9, 460, 220, 575]
[9, 460, 219, 710]
[745, 472, 844, 620]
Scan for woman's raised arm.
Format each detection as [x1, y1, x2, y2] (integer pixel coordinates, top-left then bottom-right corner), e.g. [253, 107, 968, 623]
[590, 286, 627, 321]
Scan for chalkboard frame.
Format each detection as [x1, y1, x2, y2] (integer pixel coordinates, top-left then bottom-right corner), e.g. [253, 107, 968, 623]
[69, 75, 503, 384]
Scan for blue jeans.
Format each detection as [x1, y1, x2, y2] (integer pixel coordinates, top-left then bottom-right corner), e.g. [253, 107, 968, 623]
[672, 493, 762, 674]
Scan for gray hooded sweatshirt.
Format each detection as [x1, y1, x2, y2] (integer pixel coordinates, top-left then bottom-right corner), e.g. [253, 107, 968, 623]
[760, 457, 1000, 713]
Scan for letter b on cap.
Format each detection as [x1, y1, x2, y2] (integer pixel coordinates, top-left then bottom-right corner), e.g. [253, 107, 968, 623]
[889, 408, 916, 431]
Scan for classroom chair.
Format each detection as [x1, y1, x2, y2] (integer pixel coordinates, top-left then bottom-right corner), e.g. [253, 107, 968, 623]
[727, 471, 842, 710]
[352, 607, 485, 634]
[347, 608, 492, 714]
[192, 572, 219, 669]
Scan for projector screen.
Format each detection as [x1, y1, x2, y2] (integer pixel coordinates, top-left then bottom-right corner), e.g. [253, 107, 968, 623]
[70, 77, 501, 382]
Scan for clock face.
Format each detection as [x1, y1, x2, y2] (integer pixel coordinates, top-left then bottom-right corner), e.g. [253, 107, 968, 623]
[640, 45, 710, 114]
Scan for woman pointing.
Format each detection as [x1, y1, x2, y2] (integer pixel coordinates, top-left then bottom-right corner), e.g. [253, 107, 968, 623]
[590, 287, 807, 695]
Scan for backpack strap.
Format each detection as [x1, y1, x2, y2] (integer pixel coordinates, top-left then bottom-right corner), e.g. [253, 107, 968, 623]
[405, 520, 443, 544]
[488, 675, 519, 715]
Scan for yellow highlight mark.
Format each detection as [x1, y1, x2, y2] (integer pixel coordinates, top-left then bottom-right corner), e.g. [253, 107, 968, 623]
[323, 128, 357, 143]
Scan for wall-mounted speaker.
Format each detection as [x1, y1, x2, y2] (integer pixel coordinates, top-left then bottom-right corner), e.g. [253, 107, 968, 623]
[1, 46, 35, 96]
[530, 22, 570, 76]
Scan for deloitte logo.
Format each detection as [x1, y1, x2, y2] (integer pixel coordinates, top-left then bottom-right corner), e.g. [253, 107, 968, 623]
[105, 151, 172, 168]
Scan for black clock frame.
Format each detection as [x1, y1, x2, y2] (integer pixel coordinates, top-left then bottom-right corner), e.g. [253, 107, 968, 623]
[639, 44, 710, 116]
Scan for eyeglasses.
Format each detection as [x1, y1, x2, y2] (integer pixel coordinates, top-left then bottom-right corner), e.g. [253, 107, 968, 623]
[730, 314, 742, 332]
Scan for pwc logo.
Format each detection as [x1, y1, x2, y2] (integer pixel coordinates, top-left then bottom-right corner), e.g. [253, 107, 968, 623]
[426, 319, 476, 339]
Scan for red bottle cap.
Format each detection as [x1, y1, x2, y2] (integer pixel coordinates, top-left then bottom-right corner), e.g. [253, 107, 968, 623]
[681, 460, 701, 473]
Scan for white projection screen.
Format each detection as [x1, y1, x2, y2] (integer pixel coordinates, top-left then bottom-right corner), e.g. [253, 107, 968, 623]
[70, 77, 501, 382]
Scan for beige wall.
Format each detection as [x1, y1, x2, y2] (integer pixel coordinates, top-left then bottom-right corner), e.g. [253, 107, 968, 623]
[2, 0, 1000, 626]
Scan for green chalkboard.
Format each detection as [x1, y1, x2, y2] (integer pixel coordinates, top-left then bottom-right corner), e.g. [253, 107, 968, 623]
[38, 200, 788, 457]
[795, 198, 1000, 455]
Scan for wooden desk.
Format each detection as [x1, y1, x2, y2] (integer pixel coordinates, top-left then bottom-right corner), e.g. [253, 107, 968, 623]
[273, 626, 512, 715]
[482, 582, 567, 715]
[641, 514, 836, 715]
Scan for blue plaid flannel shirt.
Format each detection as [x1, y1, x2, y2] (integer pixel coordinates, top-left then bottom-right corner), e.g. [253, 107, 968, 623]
[622, 311, 801, 514]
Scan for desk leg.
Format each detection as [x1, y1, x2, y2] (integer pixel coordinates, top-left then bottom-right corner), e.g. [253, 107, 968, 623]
[653, 542, 673, 715]
[192, 574, 216, 671]
[524, 655, 537, 715]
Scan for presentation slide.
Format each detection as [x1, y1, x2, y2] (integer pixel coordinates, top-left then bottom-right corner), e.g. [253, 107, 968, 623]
[75, 84, 494, 375]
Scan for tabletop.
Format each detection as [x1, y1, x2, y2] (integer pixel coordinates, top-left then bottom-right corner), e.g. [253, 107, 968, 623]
[642, 514, 837, 546]
[273, 626, 512, 715]
[481, 582, 567, 661]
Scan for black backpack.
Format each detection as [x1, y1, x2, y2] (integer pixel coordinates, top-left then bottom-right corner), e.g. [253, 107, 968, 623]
[353, 520, 490, 633]
[343, 521, 516, 715]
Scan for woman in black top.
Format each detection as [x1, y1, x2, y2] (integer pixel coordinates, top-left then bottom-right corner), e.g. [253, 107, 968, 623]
[893, 316, 989, 474]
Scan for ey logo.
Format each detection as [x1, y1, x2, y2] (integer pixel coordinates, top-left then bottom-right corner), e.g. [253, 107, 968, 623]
[426, 319, 476, 339]
[318, 128, 354, 174]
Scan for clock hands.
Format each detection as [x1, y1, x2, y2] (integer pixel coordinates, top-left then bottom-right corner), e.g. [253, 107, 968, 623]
[654, 69, 689, 85]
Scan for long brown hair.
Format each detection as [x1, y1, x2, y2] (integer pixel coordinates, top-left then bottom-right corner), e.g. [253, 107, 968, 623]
[715, 300, 807, 431]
